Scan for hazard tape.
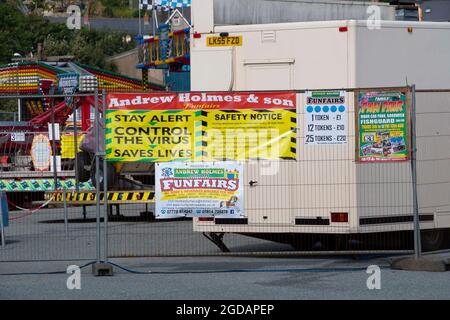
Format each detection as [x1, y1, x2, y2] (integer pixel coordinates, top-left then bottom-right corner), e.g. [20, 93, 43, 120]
[287, 108, 297, 160]
[7, 195, 55, 221]
[194, 110, 209, 160]
[45, 190, 155, 204]
[142, 68, 149, 91]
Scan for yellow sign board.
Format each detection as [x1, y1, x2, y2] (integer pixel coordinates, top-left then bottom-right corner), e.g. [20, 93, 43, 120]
[202, 109, 295, 161]
[206, 36, 242, 47]
[106, 110, 195, 162]
[105, 92, 297, 162]
[61, 133, 84, 159]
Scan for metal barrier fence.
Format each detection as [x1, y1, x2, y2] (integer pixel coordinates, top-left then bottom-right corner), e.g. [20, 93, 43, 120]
[103, 87, 414, 258]
[0, 87, 449, 262]
[0, 92, 97, 261]
[414, 89, 450, 254]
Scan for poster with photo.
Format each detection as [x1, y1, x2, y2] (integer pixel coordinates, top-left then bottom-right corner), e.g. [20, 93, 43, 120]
[156, 162, 244, 219]
[357, 91, 409, 162]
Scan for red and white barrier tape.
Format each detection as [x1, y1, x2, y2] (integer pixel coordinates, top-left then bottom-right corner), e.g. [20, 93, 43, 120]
[7, 195, 55, 221]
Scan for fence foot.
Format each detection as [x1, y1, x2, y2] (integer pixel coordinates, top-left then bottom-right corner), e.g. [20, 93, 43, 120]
[391, 257, 449, 272]
[203, 232, 230, 253]
[82, 206, 87, 220]
[92, 262, 114, 276]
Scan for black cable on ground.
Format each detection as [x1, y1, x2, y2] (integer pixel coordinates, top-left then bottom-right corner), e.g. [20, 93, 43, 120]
[0, 261, 96, 276]
[107, 261, 389, 275]
[0, 261, 390, 276]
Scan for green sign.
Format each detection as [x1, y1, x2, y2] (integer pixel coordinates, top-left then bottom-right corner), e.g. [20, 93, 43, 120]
[0, 179, 94, 192]
[358, 91, 409, 162]
[173, 168, 224, 178]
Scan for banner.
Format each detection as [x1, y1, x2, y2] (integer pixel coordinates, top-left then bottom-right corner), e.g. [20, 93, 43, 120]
[357, 91, 409, 162]
[0, 179, 94, 192]
[155, 162, 244, 219]
[61, 133, 84, 159]
[140, 0, 191, 11]
[304, 91, 347, 145]
[105, 92, 297, 162]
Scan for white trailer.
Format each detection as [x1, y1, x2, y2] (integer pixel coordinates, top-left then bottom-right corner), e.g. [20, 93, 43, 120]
[190, 2, 450, 251]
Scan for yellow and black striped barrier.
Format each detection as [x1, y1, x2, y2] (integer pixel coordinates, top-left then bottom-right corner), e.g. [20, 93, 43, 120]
[45, 190, 155, 205]
[142, 68, 149, 91]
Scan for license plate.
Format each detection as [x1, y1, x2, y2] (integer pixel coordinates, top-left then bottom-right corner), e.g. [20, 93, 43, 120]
[206, 36, 243, 47]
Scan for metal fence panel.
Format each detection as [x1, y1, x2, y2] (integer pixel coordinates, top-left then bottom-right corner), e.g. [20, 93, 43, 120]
[0, 93, 98, 261]
[102, 87, 447, 258]
[1, 88, 449, 262]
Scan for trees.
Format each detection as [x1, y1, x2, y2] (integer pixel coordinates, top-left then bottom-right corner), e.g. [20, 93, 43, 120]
[0, 3, 135, 119]
[43, 27, 133, 70]
[0, 3, 33, 63]
[0, 3, 134, 69]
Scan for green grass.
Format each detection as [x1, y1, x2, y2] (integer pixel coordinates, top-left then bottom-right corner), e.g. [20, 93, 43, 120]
[111, 7, 139, 18]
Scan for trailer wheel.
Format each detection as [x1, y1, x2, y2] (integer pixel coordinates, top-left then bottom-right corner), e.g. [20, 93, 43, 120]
[421, 230, 444, 252]
[290, 235, 335, 251]
[76, 151, 91, 182]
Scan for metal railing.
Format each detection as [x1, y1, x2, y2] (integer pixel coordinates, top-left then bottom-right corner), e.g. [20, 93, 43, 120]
[0, 87, 449, 262]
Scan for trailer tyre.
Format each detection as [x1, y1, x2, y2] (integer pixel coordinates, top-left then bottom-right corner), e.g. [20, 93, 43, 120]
[421, 230, 444, 252]
[76, 151, 91, 182]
